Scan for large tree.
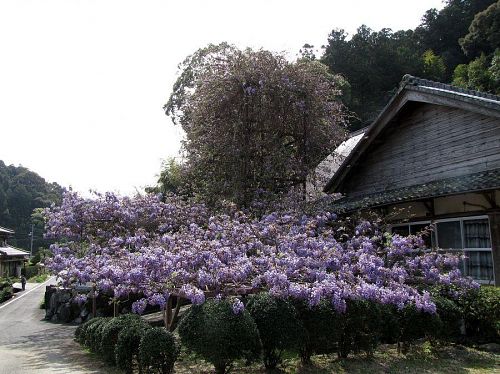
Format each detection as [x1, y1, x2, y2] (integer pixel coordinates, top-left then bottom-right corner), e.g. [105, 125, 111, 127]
[460, 0, 500, 57]
[321, 0, 496, 129]
[415, 0, 496, 78]
[321, 26, 422, 129]
[164, 44, 347, 207]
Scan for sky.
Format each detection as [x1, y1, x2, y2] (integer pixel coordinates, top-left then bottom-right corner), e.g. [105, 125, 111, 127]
[0, 0, 444, 195]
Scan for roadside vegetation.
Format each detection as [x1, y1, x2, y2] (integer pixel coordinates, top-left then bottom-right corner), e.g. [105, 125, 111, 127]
[73, 287, 499, 374]
[0, 277, 14, 303]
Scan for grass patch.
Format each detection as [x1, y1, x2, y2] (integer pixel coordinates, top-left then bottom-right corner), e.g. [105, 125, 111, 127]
[172, 343, 499, 374]
[28, 273, 49, 283]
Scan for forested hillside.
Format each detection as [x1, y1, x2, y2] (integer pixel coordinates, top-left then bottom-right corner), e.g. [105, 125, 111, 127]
[0, 161, 63, 252]
[319, 0, 499, 129]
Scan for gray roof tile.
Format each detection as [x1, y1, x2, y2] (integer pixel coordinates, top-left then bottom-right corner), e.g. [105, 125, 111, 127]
[327, 168, 500, 213]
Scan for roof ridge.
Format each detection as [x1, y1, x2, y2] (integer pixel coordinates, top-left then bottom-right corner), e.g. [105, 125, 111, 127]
[400, 74, 500, 102]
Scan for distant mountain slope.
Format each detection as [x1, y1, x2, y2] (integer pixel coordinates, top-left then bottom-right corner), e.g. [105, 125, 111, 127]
[0, 160, 63, 251]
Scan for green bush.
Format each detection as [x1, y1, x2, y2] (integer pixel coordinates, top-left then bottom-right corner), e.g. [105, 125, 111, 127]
[337, 300, 383, 358]
[461, 286, 500, 343]
[139, 327, 179, 374]
[247, 293, 304, 369]
[0, 284, 13, 303]
[22, 265, 39, 279]
[115, 322, 151, 374]
[100, 314, 144, 364]
[0, 277, 12, 290]
[294, 300, 340, 364]
[397, 305, 442, 353]
[85, 317, 111, 352]
[75, 317, 107, 346]
[379, 304, 400, 344]
[178, 299, 261, 374]
[76, 317, 98, 344]
[433, 295, 463, 341]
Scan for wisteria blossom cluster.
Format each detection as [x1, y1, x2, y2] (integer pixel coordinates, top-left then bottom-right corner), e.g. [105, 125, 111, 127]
[44, 192, 477, 315]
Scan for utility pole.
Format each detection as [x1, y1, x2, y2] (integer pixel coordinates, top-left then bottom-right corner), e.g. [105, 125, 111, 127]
[29, 223, 34, 258]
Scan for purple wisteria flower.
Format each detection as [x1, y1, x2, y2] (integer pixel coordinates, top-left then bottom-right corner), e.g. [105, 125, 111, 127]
[43, 191, 478, 317]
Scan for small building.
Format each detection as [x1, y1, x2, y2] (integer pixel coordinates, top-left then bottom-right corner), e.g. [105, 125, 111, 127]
[323, 75, 500, 286]
[0, 226, 29, 277]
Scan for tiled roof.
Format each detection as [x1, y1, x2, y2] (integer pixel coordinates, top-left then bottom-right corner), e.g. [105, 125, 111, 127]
[400, 74, 500, 104]
[0, 246, 29, 257]
[327, 168, 500, 213]
[0, 226, 14, 235]
[323, 75, 500, 194]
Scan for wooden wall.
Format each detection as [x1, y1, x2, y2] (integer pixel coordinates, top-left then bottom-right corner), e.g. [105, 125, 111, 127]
[342, 103, 500, 197]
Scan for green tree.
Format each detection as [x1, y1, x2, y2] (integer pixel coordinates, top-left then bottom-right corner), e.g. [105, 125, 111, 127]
[0, 160, 63, 251]
[460, 0, 500, 57]
[422, 50, 447, 81]
[165, 44, 347, 207]
[321, 26, 422, 129]
[146, 158, 190, 198]
[468, 53, 494, 90]
[452, 63, 470, 86]
[452, 51, 500, 93]
[415, 0, 496, 80]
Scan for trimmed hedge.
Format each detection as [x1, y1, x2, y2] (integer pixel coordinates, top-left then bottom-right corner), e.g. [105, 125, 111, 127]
[70, 287, 499, 373]
[337, 300, 383, 358]
[85, 317, 111, 352]
[178, 299, 261, 374]
[139, 327, 179, 374]
[294, 300, 341, 364]
[116, 323, 151, 374]
[247, 293, 304, 369]
[0, 278, 13, 303]
[100, 314, 144, 364]
[75, 317, 105, 345]
[461, 286, 500, 343]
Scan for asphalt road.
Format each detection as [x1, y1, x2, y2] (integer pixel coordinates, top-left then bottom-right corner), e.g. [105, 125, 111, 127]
[0, 278, 114, 374]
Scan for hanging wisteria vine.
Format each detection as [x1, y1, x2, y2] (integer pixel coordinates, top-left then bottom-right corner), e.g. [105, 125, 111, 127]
[43, 191, 477, 316]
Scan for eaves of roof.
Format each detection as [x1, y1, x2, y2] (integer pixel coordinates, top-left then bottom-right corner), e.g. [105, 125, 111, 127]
[327, 168, 500, 213]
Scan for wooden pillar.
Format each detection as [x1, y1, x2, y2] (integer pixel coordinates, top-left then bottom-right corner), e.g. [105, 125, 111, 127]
[166, 297, 173, 330]
[92, 285, 97, 318]
[488, 213, 500, 286]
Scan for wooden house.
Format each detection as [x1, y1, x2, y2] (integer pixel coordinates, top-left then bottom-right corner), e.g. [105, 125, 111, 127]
[0, 226, 29, 277]
[323, 75, 500, 285]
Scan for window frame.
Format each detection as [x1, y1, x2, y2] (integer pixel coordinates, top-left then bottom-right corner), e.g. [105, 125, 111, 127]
[390, 215, 494, 284]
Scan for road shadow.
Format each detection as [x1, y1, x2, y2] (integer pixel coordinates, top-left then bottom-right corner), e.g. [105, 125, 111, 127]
[0, 321, 118, 374]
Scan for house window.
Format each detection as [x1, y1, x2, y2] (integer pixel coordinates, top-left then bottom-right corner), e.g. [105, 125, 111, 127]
[392, 216, 494, 283]
[436, 221, 462, 249]
[391, 221, 434, 248]
[463, 219, 490, 248]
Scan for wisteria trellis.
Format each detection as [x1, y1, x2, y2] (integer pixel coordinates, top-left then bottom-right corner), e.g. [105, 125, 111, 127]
[44, 191, 477, 316]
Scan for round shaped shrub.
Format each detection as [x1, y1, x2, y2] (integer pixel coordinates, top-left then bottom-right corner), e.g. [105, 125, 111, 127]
[294, 300, 340, 364]
[75, 317, 103, 345]
[116, 322, 152, 374]
[85, 317, 111, 352]
[337, 300, 383, 358]
[460, 286, 500, 343]
[178, 299, 261, 374]
[139, 327, 179, 374]
[100, 314, 144, 365]
[247, 292, 304, 369]
[433, 295, 463, 341]
[397, 305, 442, 353]
[379, 304, 400, 344]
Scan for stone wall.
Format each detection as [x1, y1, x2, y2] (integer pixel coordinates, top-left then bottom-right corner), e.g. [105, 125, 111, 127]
[44, 286, 89, 323]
